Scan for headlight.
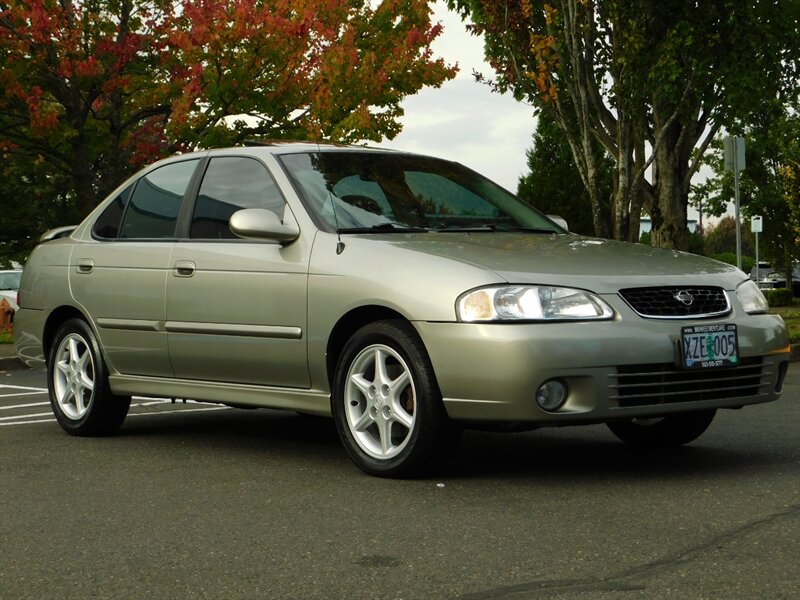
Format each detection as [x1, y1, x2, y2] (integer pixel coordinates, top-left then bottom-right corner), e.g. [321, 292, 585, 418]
[457, 285, 615, 322]
[737, 280, 768, 314]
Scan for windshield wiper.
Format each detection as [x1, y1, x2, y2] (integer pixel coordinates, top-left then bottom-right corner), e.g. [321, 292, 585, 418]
[338, 222, 429, 234]
[434, 224, 558, 234]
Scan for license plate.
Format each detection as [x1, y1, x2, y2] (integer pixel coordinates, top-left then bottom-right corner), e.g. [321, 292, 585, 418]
[681, 324, 739, 369]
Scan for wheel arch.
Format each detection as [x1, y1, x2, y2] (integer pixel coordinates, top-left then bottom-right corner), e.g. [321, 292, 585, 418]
[42, 305, 92, 358]
[325, 305, 411, 387]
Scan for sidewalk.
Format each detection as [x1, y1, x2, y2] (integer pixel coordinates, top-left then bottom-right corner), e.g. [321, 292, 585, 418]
[0, 343, 25, 370]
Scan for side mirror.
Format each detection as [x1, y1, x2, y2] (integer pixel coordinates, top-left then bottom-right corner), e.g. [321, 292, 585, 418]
[547, 215, 569, 232]
[229, 208, 300, 243]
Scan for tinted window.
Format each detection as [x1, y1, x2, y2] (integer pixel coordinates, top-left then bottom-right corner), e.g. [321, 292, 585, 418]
[92, 185, 132, 239]
[190, 157, 286, 239]
[120, 159, 199, 239]
[279, 152, 561, 232]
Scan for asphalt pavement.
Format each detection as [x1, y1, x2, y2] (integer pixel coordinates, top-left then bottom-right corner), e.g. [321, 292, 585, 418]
[1, 361, 798, 599]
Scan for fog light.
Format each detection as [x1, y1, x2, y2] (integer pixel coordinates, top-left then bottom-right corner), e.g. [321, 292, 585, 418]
[536, 380, 567, 411]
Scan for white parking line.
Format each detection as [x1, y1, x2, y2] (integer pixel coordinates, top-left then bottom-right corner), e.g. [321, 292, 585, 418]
[0, 384, 48, 392]
[0, 382, 231, 427]
[1, 401, 49, 410]
[0, 392, 46, 399]
[0, 404, 230, 426]
[0, 411, 52, 421]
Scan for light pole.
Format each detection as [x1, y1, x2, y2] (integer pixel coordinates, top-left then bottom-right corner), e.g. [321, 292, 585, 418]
[724, 136, 746, 269]
[751, 215, 763, 281]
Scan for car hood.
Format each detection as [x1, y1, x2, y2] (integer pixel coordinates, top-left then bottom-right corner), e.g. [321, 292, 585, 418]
[358, 232, 745, 294]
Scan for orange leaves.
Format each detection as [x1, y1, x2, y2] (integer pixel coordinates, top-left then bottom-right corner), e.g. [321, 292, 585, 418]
[2, 0, 454, 184]
[528, 32, 559, 102]
[159, 0, 455, 144]
[543, 3, 557, 26]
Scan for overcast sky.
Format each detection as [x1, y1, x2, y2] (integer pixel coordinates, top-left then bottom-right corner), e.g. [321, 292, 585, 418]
[383, 2, 536, 193]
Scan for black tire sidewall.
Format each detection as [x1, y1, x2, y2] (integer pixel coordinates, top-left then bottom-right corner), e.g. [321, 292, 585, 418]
[47, 318, 128, 435]
[332, 320, 449, 477]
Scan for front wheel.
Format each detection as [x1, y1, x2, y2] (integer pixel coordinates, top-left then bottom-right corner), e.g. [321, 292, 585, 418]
[47, 318, 131, 436]
[332, 320, 459, 477]
[607, 409, 716, 447]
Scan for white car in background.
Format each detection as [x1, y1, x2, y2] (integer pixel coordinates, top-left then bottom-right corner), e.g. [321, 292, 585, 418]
[0, 269, 22, 312]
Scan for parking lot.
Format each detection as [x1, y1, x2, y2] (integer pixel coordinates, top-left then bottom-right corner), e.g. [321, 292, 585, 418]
[2, 364, 798, 599]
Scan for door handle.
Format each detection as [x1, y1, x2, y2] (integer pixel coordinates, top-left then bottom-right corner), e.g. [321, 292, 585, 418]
[173, 260, 196, 277]
[77, 259, 94, 273]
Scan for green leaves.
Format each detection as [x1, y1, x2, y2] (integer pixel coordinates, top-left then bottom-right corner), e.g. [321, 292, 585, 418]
[450, 0, 799, 250]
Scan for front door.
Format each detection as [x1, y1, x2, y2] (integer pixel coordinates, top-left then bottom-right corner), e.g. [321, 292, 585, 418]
[165, 155, 310, 387]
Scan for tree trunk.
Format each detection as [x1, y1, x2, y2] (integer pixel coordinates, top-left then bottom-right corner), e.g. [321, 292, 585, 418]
[650, 100, 696, 250]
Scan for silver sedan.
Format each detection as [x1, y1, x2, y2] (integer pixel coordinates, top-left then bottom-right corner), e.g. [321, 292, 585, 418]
[15, 143, 791, 476]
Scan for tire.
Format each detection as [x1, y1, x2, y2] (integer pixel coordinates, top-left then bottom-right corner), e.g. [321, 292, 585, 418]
[607, 409, 716, 447]
[332, 320, 460, 477]
[47, 318, 131, 436]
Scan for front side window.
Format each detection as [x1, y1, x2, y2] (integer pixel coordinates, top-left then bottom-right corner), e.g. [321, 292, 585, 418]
[279, 151, 562, 233]
[120, 159, 199, 239]
[190, 157, 286, 239]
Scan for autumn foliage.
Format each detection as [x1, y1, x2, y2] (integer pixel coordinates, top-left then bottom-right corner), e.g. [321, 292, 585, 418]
[0, 0, 455, 258]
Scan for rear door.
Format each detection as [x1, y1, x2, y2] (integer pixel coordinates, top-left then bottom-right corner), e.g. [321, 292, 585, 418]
[70, 158, 201, 377]
[165, 155, 310, 387]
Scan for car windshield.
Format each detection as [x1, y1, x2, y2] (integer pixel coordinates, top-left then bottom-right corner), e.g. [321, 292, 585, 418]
[279, 151, 563, 233]
[0, 271, 21, 290]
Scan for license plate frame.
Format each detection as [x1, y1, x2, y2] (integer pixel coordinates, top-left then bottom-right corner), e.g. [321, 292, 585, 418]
[680, 324, 739, 369]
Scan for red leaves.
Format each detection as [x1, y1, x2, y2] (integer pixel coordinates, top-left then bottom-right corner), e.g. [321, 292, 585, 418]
[2, 0, 455, 198]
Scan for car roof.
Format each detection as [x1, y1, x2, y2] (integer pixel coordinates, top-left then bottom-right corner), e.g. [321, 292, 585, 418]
[136, 142, 417, 178]
[198, 141, 403, 159]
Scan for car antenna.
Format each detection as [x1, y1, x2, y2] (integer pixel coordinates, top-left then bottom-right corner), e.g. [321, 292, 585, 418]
[314, 132, 345, 255]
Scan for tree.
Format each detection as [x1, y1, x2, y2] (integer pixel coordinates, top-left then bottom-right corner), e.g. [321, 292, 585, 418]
[0, 0, 455, 263]
[701, 216, 755, 257]
[517, 110, 612, 236]
[692, 104, 800, 284]
[448, 0, 800, 250]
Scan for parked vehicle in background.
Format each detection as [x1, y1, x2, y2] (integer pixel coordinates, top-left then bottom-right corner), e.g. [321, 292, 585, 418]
[14, 143, 792, 477]
[750, 262, 800, 296]
[0, 269, 22, 312]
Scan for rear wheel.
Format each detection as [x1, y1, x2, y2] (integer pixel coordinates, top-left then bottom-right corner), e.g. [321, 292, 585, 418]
[607, 409, 716, 447]
[47, 318, 131, 436]
[332, 320, 459, 477]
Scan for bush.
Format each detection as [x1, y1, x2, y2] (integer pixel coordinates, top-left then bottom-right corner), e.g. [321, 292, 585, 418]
[706, 252, 755, 274]
[765, 288, 794, 307]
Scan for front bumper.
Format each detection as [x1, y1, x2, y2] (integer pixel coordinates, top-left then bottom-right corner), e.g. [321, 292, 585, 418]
[416, 310, 790, 424]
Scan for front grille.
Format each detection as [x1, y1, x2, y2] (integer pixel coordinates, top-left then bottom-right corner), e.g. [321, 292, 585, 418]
[619, 286, 730, 318]
[609, 357, 770, 408]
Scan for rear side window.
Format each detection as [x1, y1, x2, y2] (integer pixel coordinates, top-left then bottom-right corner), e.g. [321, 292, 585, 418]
[190, 157, 286, 239]
[93, 185, 132, 239]
[120, 159, 199, 239]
